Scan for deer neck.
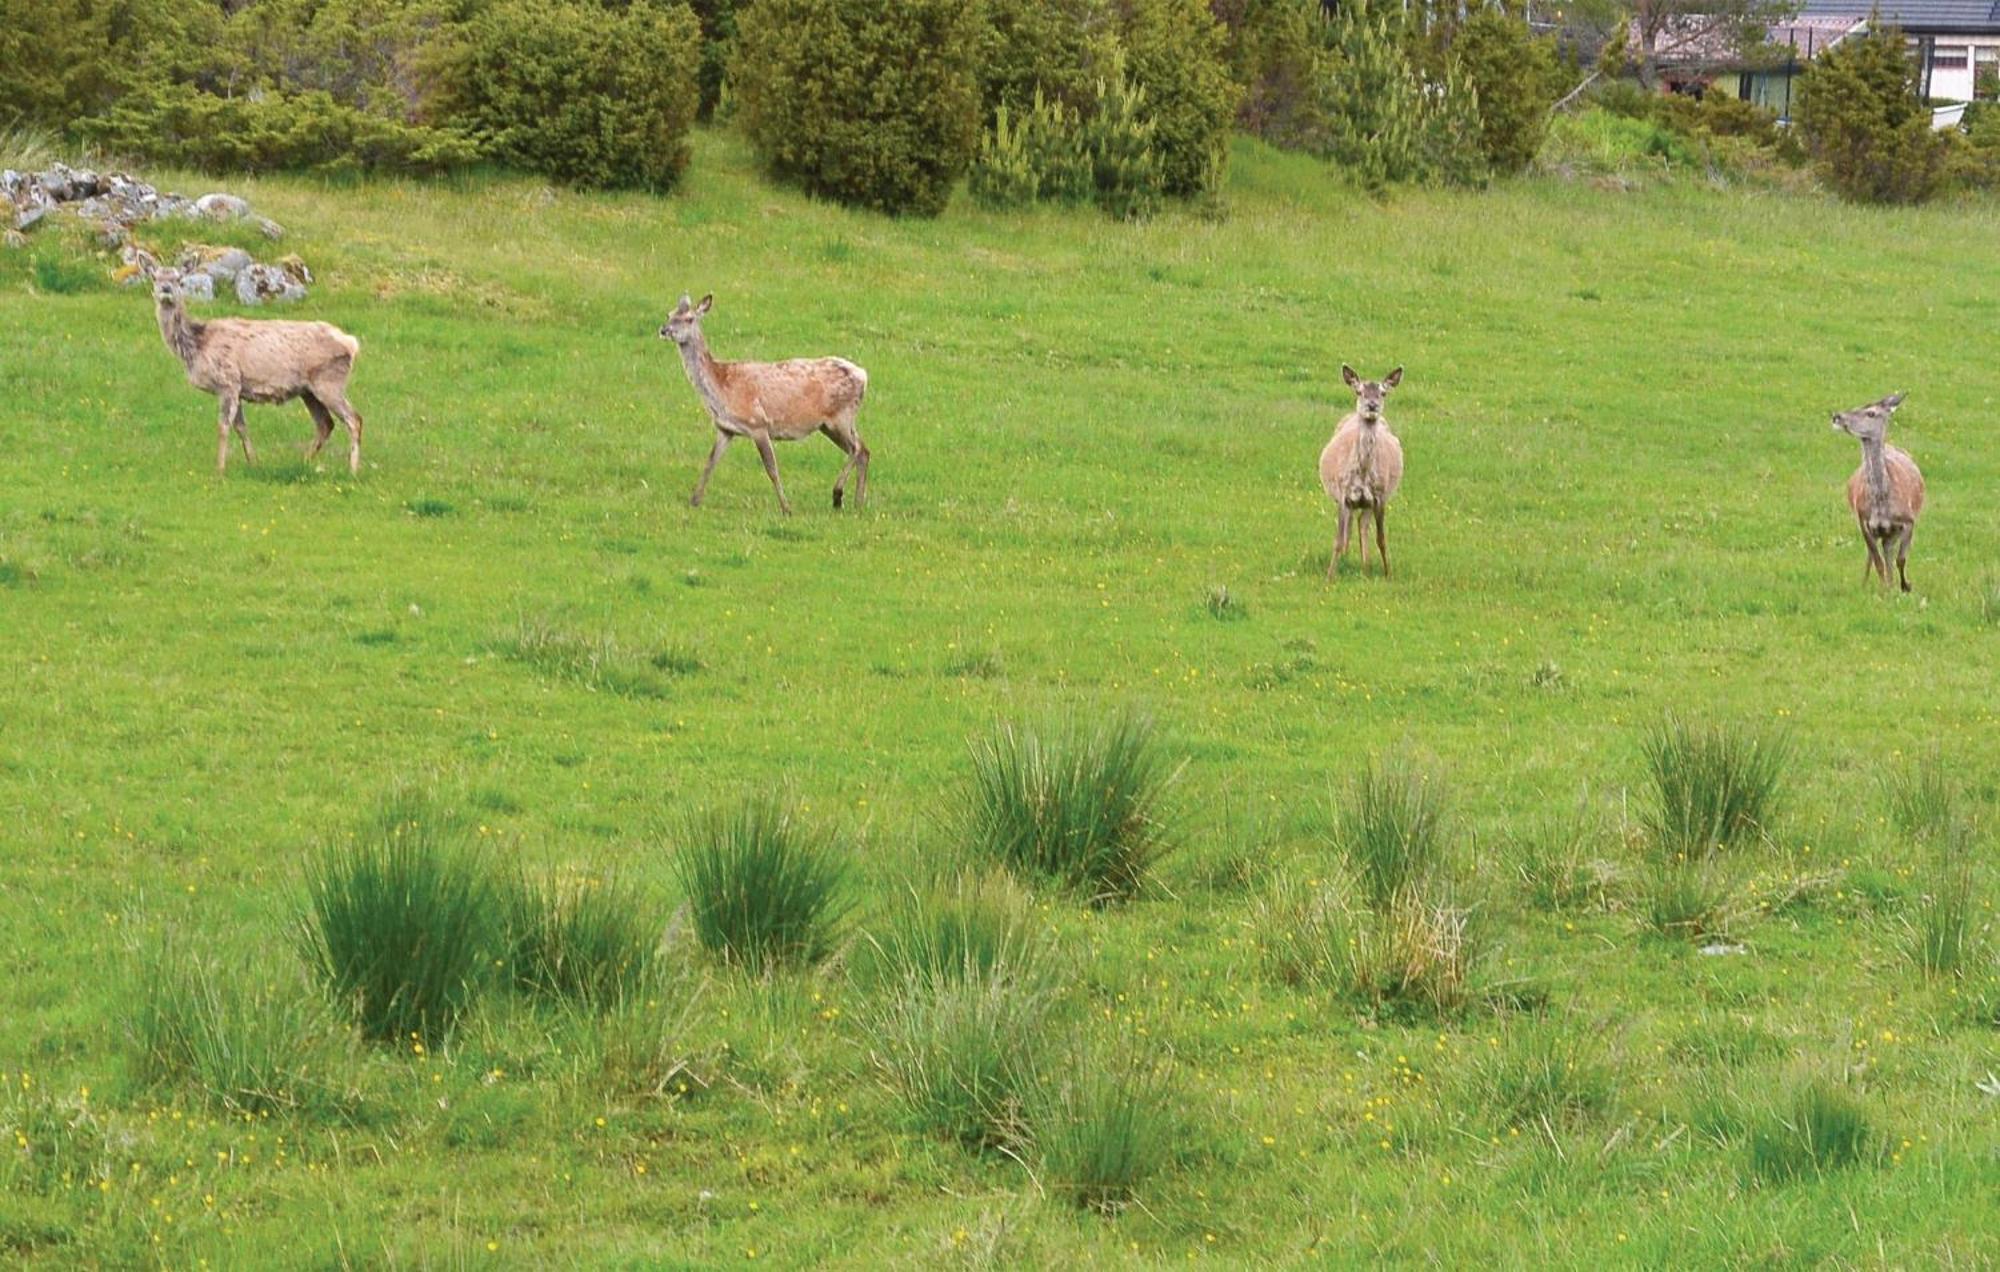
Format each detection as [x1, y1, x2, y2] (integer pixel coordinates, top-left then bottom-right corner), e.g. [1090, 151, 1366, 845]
[676, 333, 729, 417]
[1858, 434, 1891, 509]
[155, 296, 200, 370]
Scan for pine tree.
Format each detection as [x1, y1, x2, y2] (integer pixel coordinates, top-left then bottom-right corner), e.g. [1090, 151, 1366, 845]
[1310, 0, 1432, 189]
[1795, 17, 1944, 204]
[1085, 50, 1167, 220]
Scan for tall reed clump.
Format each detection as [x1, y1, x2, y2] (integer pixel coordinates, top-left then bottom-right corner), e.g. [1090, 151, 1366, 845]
[1884, 749, 1958, 843]
[965, 710, 1178, 904]
[1512, 799, 1617, 912]
[1637, 718, 1787, 937]
[1474, 1017, 1615, 1129]
[132, 937, 349, 1115]
[300, 792, 504, 1045]
[1747, 1073, 1877, 1180]
[504, 869, 661, 1008]
[1329, 754, 1452, 910]
[1029, 1045, 1177, 1213]
[860, 869, 1054, 990]
[867, 952, 1062, 1149]
[674, 792, 851, 974]
[1909, 821, 1983, 979]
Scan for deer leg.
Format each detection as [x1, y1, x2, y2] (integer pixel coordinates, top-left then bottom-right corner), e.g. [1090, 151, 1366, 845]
[1330, 505, 1351, 580]
[1374, 505, 1390, 580]
[233, 401, 256, 465]
[1895, 526, 1913, 593]
[1859, 527, 1885, 586]
[854, 441, 870, 508]
[215, 393, 238, 475]
[823, 423, 859, 510]
[752, 432, 792, 515]
[325, 394, 363, 475]
[302, 393, 336, 460]
[691, 433, 730, 507]
[1357, 506, 1371, 574]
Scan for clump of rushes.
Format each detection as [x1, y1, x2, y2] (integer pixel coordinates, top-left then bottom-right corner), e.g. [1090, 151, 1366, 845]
[674, 792, 851, 974]
[1641, 716, 1788, 855]
[965, 710, 1178, 904]
[1748, 1073, 1876, 1180]
[1642, 847, 1738, 939]
[1257, 870, 1487, 1018]
[133, 936, 349, 1115]
[504, 868, 661, 1008]
[862, 869, 1057, 991]
[1513, 801, 1617, 912]
[1909, 821, 1982, 978]
[1884, 749, 1957, 843]
[1030, 1044, 1177, 1213]
[1330, 755, 1452, 911]
[301, 793, 502, 1045]
[867, 953, 1059, 1149]
[1475, 1016, 1615, 1128]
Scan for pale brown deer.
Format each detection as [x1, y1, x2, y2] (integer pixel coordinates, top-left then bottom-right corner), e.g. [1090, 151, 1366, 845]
[1319, 365, 1405, 579]
[140, 251, 364, 475]
[659, 294, 869, 514]
[1831, 392, 1926, 592]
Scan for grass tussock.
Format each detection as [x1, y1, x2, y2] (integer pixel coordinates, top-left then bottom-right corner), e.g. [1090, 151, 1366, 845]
[861, 869, 1058, 992]
[1330, 755, 1452, 911]
[1884, 750, 1959, 843]
[1909, 824, 1983, 979]
[502, 613, 697, 699]
[1978, 573, 2000, 626]
[867, 955, 1059, 1150]
[1030, 1047, 1176, 1213]
[1641, 716, 1788, 855]
[132, 940, 349, 1115]
[674, 792, 850, 975]
[1475, 1018, 1615, 1129]
[1512, 800, 1618, 912]
[1748, 1074, 1876, 1181]
[965, 710, 1177, 904]
[1641, 848, 1738, 938]
[1258, 872, 1486, 1018]
[504, 869, 661, 1009]
[300, 793, 503, 1044]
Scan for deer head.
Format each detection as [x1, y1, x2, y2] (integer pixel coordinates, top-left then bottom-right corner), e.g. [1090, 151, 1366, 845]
[1830, 392, 1904, 443]
[659, 292, 713, 346]
[1342, 364, 1403, 425]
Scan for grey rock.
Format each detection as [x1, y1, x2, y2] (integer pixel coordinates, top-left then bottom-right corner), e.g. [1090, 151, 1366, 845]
[179, 245, 254, 282]
[13, 192, 49, 231]
[236, 262, 305, 305]
[194, 192, 252, 220]
[180, 272, 216, 302]
[254, 215, 285, 241]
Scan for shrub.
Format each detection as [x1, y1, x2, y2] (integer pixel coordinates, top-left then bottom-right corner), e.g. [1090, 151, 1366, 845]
[1748, 1074, 1876, 1180]
[978, 0, 1107, 120]
[133, 939, 348, 1114]
[450, 0, 701, 191]
[867, 956, 1058, 1147]
[1214, 0, 1325, 148]
[1640, 717, 1787, 856]
[85, 82, 475, 176]
[1796, 19, 1945, 204]
[300, 794, 503, 1044]
[504, 869, 661, 1008]
[674, 792, 850, 973]
[1329, 755, 1452, 911]
[1083, 57, 1168, 220]
[1309, 0, 1431, 187]
[1258, 871, 1486, 1017]
[734, 0, 984, 216]
[968, 103, 1043, 210]
[965, 709, 1178, 902]
[1256, 869, 1357, 991]
[1030, 1046, 1176, 1212]
[1115, 0, 1240, 198]
[1451, 8, 1561, 175]
[687, 0, 743, 119]
[968, 90, 1095, 210]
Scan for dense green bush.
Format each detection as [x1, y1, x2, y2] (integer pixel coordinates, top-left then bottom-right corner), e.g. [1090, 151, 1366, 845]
[1212, 0, 1325, 148]
[686, 0, 742, 118]
[734, 0, 984, 216]
[1451, 8, 1562, 174]
[1114, 0, 1240, 197]
[1309, 0, 1434, 187]
[0, 0, 217, 128]
[1084, 62, 1167, 219]
[87, 83, 474, 175]
[450, 0, 701, 191]
[1796, 19, 1945, 204]
[979, 0, 1107, 119]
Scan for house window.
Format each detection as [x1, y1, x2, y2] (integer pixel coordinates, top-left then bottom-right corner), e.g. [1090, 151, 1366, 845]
[1933, 45, 1969, 69]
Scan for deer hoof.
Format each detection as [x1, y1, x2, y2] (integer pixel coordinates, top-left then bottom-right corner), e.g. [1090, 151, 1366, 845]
[833, 488, 844, 509]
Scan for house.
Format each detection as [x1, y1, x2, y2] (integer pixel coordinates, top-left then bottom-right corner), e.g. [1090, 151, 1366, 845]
[1790, 0, 2000, 101]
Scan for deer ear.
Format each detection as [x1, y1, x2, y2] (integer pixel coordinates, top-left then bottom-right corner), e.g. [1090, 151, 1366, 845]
[1341, 364, 1360, 390]
[1383, 366, 1404, 390]
[694, 294, 713, 315]
[1880, 391, 1906, 411]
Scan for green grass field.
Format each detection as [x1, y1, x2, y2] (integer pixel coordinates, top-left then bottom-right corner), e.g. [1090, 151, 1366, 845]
[3, 128, 1999, 1265]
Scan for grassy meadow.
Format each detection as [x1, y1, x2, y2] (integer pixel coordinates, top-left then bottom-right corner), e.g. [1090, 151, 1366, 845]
[3, 128, 1999, 1265]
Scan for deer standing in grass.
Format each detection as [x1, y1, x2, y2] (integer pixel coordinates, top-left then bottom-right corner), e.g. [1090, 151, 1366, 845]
[1320, 364, 1405, 579]
[140, 252, 364, 475]
[1832, 392, 1925, 592]
[659, 293, 870, 514]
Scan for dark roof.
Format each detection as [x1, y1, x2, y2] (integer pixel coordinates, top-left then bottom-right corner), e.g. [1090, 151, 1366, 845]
[1795, 0, 2000, 31]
